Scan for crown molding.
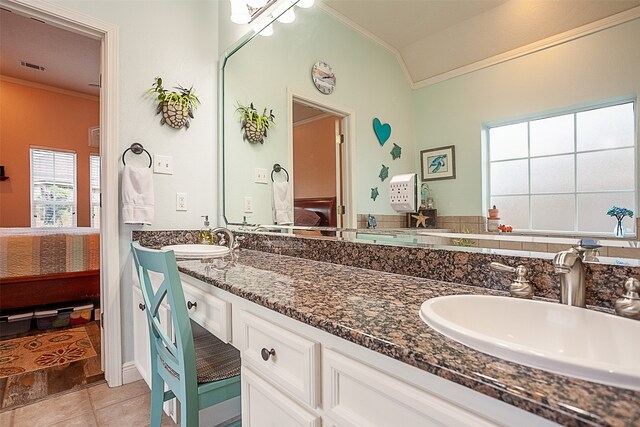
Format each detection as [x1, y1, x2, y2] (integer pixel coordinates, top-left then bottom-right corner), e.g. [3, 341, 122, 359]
[0, 75, 100, 101]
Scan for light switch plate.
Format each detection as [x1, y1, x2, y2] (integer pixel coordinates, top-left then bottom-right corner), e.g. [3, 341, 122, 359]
[254, 168, 269, 184]
[154, 155, 173, 175]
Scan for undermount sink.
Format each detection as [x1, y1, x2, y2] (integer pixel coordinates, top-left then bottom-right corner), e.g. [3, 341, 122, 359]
[420, 295, 640, 390]
[161, 244, 230, 259]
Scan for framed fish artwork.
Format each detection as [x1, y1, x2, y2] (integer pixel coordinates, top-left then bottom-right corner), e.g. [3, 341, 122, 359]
[420, 145, 456, 181]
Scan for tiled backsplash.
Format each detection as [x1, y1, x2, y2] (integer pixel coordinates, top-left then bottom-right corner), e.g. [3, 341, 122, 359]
[133, 230, 639, 311]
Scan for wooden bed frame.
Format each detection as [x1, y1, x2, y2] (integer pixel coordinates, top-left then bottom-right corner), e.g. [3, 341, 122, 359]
[0, 270, 100, 310]
[294, 196, 337, 227]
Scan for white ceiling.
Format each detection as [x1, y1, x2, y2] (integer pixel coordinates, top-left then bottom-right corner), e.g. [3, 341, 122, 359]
[0, 9, 100, 96]
[2, 1, 638, 94]
[322, 0, 640, 84]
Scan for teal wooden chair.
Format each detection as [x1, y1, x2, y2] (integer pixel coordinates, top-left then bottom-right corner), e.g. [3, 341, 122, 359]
[131, 242, 241, 427]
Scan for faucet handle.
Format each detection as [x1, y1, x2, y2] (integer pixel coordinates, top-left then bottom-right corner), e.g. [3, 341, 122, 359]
[623, 278, 640, 299]
[489, 262, 516, 273]
[489, 262, 533, 299]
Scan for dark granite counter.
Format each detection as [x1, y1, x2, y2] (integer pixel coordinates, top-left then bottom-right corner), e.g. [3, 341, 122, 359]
[177, 249, 640, 427]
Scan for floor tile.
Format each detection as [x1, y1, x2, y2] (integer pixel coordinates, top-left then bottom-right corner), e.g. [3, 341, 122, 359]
[48, 410, 98, 427]
[0, 410, 14, 427]
[88, 379, 149, 410]
[2, 370, 48, 409]
[46, 362, 87, 395]
[94, 392, 151, 426]
[13, 389, 92, 427]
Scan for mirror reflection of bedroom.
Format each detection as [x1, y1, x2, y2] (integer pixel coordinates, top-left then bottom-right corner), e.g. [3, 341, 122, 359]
[292, 99, 345, 234]
[0, 9, 103, 409]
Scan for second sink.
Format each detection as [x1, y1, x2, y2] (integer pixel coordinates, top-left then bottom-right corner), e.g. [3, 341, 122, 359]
[161, 244, 230, 259]
[419, 295, 640, 390]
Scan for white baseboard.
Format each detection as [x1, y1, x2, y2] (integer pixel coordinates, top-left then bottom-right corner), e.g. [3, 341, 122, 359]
[122, 361, 144, 384]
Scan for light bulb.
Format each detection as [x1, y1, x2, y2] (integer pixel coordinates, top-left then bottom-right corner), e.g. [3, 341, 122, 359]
[296, 0, 314, 8]
[276, 7, 295, 23]
[246, 0, 268, 8]
[230, 0, 251, 24]
[259, 24, 274, 36]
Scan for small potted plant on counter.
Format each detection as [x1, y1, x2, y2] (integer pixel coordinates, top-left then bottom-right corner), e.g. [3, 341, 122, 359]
[148, 77, 200, 130]
[235, 101, 275, 144]
[607, 206, 634, 238]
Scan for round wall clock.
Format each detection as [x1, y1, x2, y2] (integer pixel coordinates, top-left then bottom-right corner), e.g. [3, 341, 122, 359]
[311, 61, 336, 95]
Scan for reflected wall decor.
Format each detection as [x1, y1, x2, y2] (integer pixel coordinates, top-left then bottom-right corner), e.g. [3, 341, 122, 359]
[421, 145, 456, 181]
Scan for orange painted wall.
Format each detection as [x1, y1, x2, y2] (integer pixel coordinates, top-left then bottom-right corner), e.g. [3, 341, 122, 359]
[293, 116, 337, 198]
[0, 79, 100, 227]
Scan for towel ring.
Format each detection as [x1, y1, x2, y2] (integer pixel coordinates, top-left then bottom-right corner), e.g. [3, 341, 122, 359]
[271, 163, 289, 182]
[122, 143, 152, 168]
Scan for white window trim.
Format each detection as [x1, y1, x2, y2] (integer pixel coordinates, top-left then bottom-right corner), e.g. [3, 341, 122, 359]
[484, 98, 638, 237]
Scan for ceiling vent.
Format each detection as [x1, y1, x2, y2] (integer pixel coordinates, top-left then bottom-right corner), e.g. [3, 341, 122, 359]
[20, 61, 45, 71]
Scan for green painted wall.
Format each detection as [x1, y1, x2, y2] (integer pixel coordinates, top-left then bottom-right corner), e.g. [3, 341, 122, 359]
[413, 18, 640, 216]
[223, 6, 414, 225]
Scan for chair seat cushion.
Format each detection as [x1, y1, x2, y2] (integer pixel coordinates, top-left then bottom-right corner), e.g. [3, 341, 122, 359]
[193, 326, 241, 383]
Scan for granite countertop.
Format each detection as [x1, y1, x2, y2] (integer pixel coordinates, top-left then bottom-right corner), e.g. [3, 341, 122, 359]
[177, 249, 639, 427]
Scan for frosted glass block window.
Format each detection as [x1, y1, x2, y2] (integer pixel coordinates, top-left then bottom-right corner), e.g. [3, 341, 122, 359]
[530, 114, 574, 157]
[90, 155, 101, 229]
[487, 100, 636, 235]
[488, 123, 528, 161]
[490, 196, 529, 230]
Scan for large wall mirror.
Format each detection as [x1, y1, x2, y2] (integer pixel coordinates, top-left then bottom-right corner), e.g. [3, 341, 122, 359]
[221, 0, 640, 263]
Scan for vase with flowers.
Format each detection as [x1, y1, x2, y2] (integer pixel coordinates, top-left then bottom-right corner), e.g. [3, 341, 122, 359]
[607, 206, 634, 238]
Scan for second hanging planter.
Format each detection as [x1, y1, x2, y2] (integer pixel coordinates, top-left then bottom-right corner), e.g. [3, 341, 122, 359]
[236, 102, 275, 144]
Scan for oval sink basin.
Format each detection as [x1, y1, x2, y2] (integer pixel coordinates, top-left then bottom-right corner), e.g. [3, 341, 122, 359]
[420, 295, 640, 390]
[161, 244, 230, 259]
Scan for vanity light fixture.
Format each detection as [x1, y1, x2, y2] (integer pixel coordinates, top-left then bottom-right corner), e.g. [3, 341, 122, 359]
[231, 0, 313, 34]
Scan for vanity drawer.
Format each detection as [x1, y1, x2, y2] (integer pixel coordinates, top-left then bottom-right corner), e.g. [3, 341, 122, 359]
[182, 282, 231, 343]
[236, 310, 320, 408]
[323, 349, 498, 427]
[242, 367, 321, 427]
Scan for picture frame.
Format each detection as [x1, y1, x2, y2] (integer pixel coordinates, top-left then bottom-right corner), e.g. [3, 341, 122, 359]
[420, 145, 456, 181]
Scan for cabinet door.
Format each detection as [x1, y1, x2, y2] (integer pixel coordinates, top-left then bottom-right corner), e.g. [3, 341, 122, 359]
[323, 349, 498, 427]
[242, 367, 321, 427]
[132, 285, 152, 387]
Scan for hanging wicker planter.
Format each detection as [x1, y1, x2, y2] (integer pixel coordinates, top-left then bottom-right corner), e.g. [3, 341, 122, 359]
[157, 101, 193, 129]
[236, 102, 275, 144]
[243, 120, 267, 144]
[147, 77, 200, 130]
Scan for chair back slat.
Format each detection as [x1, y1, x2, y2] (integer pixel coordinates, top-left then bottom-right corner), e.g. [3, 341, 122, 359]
[131, 242, 198, 385]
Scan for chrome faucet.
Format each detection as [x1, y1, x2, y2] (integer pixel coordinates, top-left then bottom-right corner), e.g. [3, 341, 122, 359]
[211, 227, 236, 250]
[553, 247, 586, 307]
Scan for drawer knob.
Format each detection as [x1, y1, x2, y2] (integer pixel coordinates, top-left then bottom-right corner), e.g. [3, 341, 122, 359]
[261, 348, 276, 361]
[138, 303, 146, 311]
[187, 301, 198, 310]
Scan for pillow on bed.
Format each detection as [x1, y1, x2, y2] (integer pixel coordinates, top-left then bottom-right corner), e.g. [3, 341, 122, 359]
[294, 207, 322, 226]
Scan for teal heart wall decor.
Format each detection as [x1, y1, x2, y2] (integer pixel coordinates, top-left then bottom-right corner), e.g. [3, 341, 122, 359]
[373, 118, 391, 146]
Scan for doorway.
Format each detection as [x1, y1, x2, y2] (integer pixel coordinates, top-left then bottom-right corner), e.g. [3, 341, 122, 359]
[0, 0, 121, 392]
[290, 96, 353, 229]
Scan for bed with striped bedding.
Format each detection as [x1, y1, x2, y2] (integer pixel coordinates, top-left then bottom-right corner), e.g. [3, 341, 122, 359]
[0, 228, 100, 310]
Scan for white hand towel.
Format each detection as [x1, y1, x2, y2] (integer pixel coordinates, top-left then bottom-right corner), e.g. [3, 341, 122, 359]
[273, 181, 293, 225]
[122, 165, 154, 225]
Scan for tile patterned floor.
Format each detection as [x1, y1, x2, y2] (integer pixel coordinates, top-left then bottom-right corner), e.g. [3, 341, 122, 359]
[0, 322, 104, 411]
[0, 380, 177, 427]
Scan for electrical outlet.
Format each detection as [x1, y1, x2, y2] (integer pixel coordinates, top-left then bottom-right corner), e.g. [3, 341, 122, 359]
[244, 196, 253, 213]
[254, 168, 269, 184]
[153, 155, 173, 175]
[176, 193, 187, 211]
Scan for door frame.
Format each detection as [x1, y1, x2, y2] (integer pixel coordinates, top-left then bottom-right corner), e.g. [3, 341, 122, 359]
[1, 0, 123, 386]
[287, 88, 356, 228]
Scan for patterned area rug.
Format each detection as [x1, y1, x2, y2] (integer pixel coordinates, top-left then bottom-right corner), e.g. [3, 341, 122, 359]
[0, 327, 96, 378]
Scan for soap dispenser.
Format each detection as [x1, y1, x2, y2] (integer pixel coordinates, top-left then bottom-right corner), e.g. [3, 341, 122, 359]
[199, 215, 214, 244]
